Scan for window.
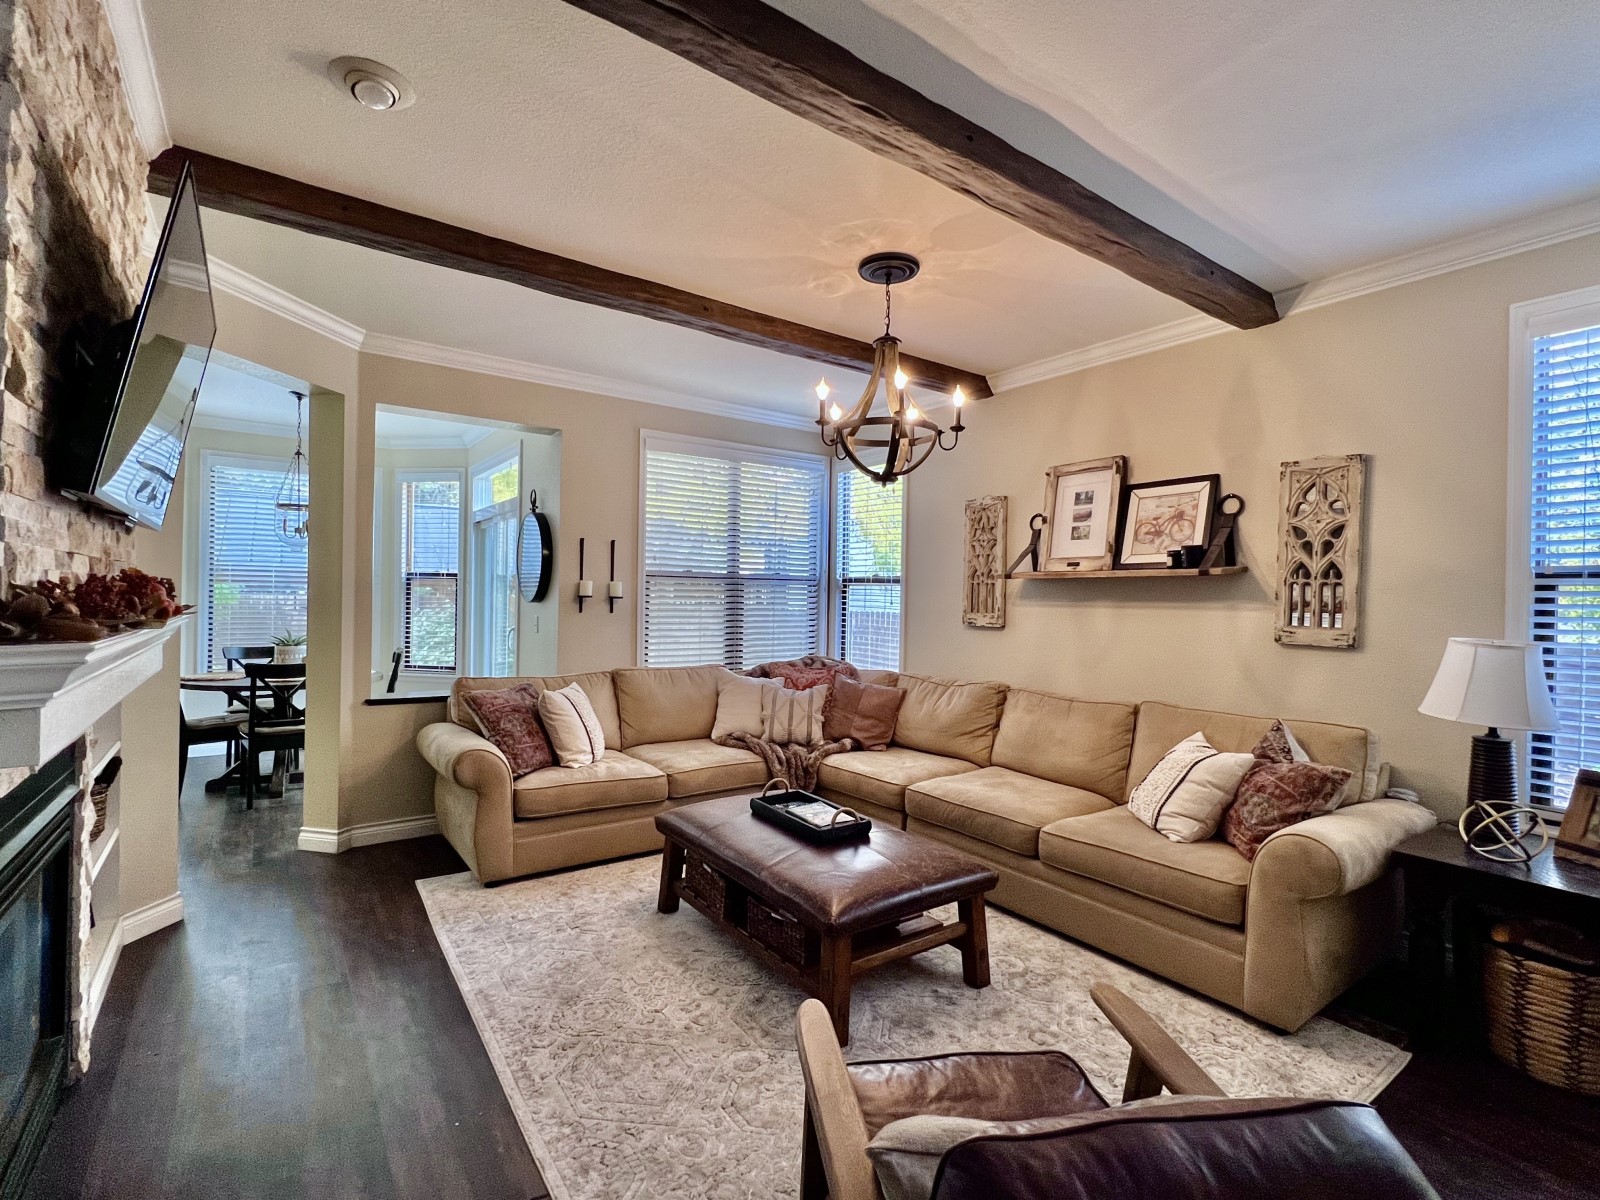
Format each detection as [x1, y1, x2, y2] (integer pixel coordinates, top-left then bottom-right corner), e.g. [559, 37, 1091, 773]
[832, 468, 903, 670]
[199, 454, 308, 670]
[1511, 288, 1600, 807]
[399, 473, 462, 673]
[470, 450, 520, 676]
[641, 433, 827, 669]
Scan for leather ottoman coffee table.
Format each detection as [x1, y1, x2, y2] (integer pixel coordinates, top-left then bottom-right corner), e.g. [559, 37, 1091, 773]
[655, 795, 999, 1044]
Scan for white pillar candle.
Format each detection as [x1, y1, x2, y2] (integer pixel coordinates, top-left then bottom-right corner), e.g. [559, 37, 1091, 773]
[607, 581, 623, 599]
[576, 580, 594, 598]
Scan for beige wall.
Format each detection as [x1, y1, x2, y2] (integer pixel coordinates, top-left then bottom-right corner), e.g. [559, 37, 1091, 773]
[902, 229, 1600, 818]
[339, 353, 820, 829]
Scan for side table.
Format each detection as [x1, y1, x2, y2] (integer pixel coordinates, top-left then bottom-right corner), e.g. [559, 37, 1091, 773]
[1393, 824, 1600, 1047]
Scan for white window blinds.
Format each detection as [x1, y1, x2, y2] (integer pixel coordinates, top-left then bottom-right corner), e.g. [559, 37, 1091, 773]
[201, 456, 308, 670]
[1528, 323, 1600, 805]
[833, 469, 903, 670]
[400, 477, 461, 673]
[642, 437, 826, 669]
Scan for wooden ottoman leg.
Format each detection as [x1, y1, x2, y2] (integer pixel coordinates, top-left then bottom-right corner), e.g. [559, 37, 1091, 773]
[658, 838, 684, 914]
[958, 895, 990, 989]
[818, 933, 854, 1046]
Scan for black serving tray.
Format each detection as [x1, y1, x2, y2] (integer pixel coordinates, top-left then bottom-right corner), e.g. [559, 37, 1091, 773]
[750, 787, 872, 845]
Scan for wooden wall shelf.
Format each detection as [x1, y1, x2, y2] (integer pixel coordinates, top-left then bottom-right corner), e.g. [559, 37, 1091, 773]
[1010, 566, 1247, 580]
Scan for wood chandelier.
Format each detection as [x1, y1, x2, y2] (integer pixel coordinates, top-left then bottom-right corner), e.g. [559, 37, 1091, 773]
[815, 253, 966, 485]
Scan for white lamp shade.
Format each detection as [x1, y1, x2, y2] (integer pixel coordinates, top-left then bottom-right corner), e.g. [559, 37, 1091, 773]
[1417, 638, 1559, 731]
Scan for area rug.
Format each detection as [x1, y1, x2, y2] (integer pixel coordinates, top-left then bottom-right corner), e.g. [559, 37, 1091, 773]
[418, 857, 1409, 1200]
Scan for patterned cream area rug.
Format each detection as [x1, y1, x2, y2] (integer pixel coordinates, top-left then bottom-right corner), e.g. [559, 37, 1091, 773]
[418, 856, 1409, 1200]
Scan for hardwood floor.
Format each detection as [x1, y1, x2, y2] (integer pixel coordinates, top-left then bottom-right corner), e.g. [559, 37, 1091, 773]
[23, 762, 1600, 1199]
[24, 762, 547, 1200]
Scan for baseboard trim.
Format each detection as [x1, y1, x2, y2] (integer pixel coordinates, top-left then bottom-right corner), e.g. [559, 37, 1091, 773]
[297, 814, 440, 854]
[87, 891, 184, 1034]
[122, 892, 186, 942]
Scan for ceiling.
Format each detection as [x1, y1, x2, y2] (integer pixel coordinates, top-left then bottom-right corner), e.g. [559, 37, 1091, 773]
[135, 0, 1600, 416]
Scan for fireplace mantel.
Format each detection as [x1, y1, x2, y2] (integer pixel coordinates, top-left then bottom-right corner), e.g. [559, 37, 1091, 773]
[0, 621, 185, 771]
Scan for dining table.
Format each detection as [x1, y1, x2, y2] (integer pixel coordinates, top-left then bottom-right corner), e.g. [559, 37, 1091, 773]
[180, 669, 306, 797]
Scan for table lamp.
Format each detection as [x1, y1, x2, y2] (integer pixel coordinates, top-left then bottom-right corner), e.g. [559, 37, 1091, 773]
[1418, 638, 1559, 859]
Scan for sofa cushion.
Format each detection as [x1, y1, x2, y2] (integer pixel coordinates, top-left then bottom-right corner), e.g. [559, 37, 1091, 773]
[906, 768, 1113, 857]
[1038, 807, 1252, 925]
[452, 672, 623, 749]
[991, 688, 1136, 800]
[858, 669, 900, 688]
[818, 747, 979, 812]
[512, 750, 668, 819]
[613, 665, 729, 748]
[892, 673, 1007, 766]
[1126, 702, 1378, 805]
[625, 739, 767, 798]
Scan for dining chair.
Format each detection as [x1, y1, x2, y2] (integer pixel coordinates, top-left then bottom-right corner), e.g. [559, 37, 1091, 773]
[177, 704, 246, 788]
[222, 645, 276, 669]
[241, 662, 307, 809]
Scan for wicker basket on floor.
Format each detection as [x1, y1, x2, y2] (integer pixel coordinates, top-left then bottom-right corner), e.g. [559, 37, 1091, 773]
[1482, 920, 1600, 1095]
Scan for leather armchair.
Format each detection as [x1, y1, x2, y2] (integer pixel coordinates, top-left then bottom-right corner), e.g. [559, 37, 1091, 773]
[795, 984, 1439, 1200]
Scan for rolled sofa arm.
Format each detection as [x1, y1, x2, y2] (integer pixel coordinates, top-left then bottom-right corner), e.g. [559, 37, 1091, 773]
[416, 722, 515, 883]
[1253, 799, 1439, 901]
[417, 720, 511, 789]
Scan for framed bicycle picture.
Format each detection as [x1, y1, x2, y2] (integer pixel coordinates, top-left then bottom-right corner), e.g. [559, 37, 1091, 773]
[1117, 474, 1220, 568]
[1041, 455, 1126, 572]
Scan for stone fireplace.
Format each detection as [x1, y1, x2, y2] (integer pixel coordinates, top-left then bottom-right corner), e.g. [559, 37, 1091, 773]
[0, 747, 72, 1198]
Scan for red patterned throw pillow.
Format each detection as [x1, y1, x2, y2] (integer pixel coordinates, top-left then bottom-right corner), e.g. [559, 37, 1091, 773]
[461, 683, 554, 778]
[753, 656, 860, 692]
[1222, 759, 1353, 861]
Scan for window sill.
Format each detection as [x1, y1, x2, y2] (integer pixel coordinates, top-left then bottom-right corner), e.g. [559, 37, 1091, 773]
[363, 693, 450, 707]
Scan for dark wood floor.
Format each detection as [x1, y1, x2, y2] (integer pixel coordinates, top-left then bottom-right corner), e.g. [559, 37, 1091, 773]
[24, 762, 547, 1200]
[23, 763, 1600, 1199]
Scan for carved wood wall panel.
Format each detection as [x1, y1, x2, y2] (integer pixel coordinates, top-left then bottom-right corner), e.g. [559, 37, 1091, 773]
[1275, 454, 1366, 648]
[963, 496, 1007, 629]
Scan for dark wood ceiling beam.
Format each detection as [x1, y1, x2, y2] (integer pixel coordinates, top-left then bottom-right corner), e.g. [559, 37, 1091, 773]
[557, 0, 1280, 330]
[148, 147, 992, 399]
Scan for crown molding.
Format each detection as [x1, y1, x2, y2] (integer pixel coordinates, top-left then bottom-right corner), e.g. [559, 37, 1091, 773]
[101, 0, 170, 155]
[1282, 195, 1600, 315]
[987, 313, 1224, 393]
[207, 260, 367, 349]
[189, 414, 299, 440]
[992, 196, 1600, 394]
[359, 332, 819, 432]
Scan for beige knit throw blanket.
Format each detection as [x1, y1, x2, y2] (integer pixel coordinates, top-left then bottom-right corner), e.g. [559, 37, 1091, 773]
[713, 733, 856, 793]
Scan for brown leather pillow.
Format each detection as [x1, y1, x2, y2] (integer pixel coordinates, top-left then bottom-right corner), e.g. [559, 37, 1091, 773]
[823, 675, 905, 751]
[1222, 759, 1352, 860]
[460, 683, 554, 777]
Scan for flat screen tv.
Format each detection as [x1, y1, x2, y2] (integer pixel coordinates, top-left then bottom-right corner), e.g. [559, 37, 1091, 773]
[51, 160, 214, 529]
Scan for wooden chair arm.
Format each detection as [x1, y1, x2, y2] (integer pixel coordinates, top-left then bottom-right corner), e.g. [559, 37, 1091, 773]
[795, 998, 880, 1200]
[1090, 983, 1226, 1102]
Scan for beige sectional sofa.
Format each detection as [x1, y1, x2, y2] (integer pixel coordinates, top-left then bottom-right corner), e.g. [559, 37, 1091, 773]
[417, 666, 1436, 1031]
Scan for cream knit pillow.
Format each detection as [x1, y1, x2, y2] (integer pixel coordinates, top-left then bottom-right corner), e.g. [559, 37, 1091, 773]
[1128, 732, 1255, 843]
[537, 682, 606, 768]
[711, 674, 785, 740]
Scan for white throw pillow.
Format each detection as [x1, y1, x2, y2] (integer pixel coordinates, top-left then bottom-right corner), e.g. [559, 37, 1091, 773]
[761, 684, 828, 745]
[537, 682, 606, 768]
[1128, 732, 1255, 842]
[711, 674, 785, 740]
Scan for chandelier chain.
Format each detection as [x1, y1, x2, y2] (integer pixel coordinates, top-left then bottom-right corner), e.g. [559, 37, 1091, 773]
[883, 281, 892, 339]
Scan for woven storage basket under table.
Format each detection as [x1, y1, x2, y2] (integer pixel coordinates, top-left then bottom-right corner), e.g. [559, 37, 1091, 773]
[1482, 920, 1600, 1095]
[747, 897, 814, 967]
[681, 851, 729, 918]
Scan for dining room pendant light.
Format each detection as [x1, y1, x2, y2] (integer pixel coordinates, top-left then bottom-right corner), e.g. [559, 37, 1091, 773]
[815, 253, 966, 485]
[275, 390, 310, 546]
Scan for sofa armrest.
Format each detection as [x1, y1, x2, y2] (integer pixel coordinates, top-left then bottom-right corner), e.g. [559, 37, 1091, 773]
[417, 721, 512, 791]
[1253, 800, 1438, 901]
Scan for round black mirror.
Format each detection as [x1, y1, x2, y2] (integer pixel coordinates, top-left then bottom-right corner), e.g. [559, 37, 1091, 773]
[517, 489, 553, 602]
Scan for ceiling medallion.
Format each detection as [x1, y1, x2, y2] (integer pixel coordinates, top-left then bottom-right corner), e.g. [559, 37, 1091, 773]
[815, 253, 966, 485]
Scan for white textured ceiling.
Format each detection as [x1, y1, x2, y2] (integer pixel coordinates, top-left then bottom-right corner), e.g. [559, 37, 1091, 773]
[140, 0, 1600, 412]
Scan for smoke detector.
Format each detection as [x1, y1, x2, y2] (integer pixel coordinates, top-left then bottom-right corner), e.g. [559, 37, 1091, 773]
[326, 57, 415, 111]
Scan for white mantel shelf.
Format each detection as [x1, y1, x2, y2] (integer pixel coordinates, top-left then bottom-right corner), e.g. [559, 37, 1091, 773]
[0, 620, 183, 770]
